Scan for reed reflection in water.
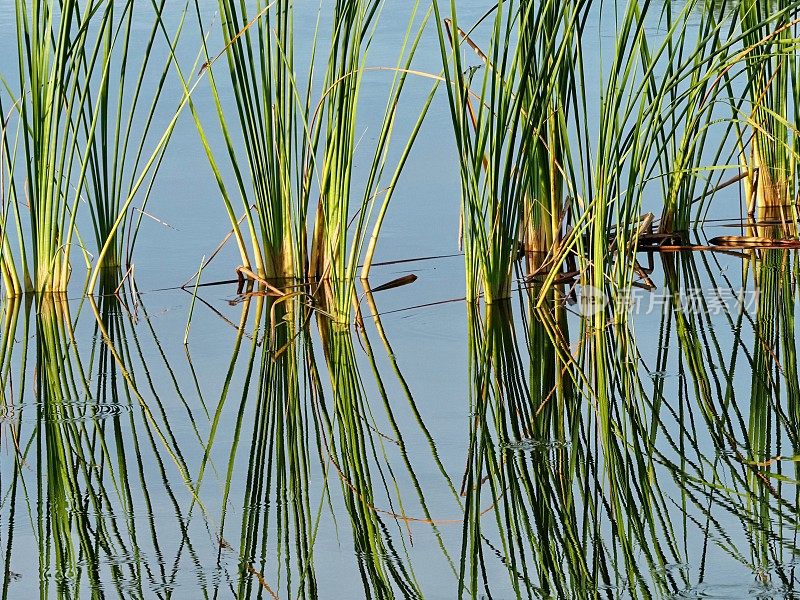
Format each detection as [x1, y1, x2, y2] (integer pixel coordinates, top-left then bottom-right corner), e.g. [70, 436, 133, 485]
[1, 252, 799, 598]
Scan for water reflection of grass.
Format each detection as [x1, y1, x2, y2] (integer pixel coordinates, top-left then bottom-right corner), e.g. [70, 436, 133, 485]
[461, 301, 674, 598]
[2, 244, 800, 596]
[458, 247, 800, 597]
[190, 287, 461, 597]
[0, 284, 217, 597]
[652, 250, 800, 591]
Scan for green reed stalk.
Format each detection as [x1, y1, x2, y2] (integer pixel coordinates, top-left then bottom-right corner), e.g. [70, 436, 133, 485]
[308, 1, 381, 292]
[657, 2, 737, 233]
[84, 1, 188, 275]
[10, 0, 90, 293]
[194, 0, 301, 280]
[310, 1, 433, 321]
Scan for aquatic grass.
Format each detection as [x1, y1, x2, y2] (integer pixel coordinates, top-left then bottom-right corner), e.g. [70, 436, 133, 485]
[6, 0, 800, 596]
[653, 1, 741, 233]
[192, 0, 435, 322]
[738, 0, 800, 224]
[0, 106, 24, 298]
[576, 0, 729, 296]
[191, 0, 304, 281]
[4, 0, 95, 294]
[309, 1, 435, 320]
[431, 0, 589, 303]
[83, 1, 192, 274]
[652, 2, 800, 233]
[431, 0, 721, 302]
[523, 2, 800, 442]
[429, 0, 800, 311]
[0, 0, 190, 296]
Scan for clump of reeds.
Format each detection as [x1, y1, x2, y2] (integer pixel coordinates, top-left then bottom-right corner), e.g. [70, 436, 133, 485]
[1, 0, 95, 294]
[193, 0, 433, 321]
[191, 0, 301, 281]
[0, 1, 188, 297]
[431, 0, 586, 303]
[429, 0, 800, 311]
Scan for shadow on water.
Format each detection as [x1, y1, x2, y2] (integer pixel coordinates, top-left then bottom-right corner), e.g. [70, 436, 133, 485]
[1, 252, 800, 598]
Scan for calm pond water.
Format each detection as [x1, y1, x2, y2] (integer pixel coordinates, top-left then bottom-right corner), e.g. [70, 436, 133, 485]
[1, 2, 799, 599]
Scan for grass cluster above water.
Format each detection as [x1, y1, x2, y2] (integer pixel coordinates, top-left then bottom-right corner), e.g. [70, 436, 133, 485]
[434, 0, 800, 307]
[0, 1, 190, 295]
